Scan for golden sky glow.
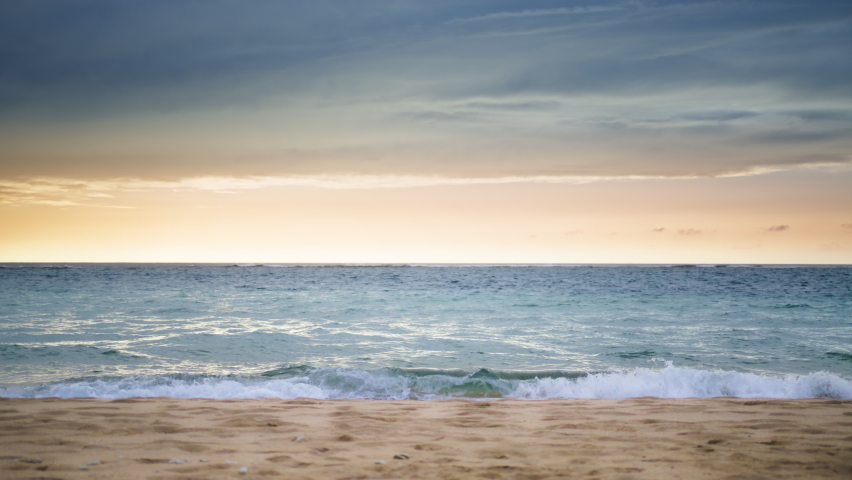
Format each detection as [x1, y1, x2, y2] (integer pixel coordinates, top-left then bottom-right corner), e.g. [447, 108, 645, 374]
[1, 1, 851, 263]
[2, 169, 850, 263]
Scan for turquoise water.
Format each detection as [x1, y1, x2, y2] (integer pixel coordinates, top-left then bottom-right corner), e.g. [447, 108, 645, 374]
[1, 264, 851, 399]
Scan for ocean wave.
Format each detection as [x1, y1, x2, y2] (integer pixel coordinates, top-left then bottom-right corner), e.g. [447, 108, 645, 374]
[2, 365, 850, 400]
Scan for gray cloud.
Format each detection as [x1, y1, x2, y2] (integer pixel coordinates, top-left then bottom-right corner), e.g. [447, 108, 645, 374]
[452, 5, 624, 24]
[678, 229, 702, 235]
[1, 0, 851, 180]
[765, 225, 790, 232]
[677, 111, 759, 122]
[395, 110, 486, 123]
[461, 100, 562, 111]
[651, 228, 665, 233]
[4, 1, 850, 109]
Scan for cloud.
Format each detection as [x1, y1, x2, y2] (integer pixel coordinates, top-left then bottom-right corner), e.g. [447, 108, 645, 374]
[394, 110, 485, 123]
[452, 6, 623, 24]
[677, 111, 759, 122]
[678, 229, 702, 235]
[842, 223, 852, 229]
[0, 178, 136, 208]
[4, 157, 852, 208]
[1, 1, 851, 181]
[460, 100, 562, 111]
[764, 225, 790, 232]
[0, 173, 715, 207]
[651, 228, 665, 233]
[5, 2, 851, 108]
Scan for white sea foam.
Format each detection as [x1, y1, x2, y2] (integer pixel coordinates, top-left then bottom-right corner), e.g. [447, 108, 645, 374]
[2, 366, 850, 400]
[0, 376, 328, 400]
[510, 366, 852, 399]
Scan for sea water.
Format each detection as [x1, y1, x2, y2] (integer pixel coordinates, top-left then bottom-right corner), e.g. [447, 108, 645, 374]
[1, 264, 850, 399]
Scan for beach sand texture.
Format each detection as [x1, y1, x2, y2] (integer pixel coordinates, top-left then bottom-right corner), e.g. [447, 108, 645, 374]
[1, 397, 851, 479]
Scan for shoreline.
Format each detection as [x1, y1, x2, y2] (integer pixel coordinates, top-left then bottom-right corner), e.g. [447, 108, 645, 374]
[1, 397, 850, 479]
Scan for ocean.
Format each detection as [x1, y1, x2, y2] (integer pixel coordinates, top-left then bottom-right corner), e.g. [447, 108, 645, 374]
[1, 264, 850, 400]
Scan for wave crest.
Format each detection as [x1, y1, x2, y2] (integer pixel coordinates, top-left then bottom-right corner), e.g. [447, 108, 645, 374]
[2, 365, 850, 400]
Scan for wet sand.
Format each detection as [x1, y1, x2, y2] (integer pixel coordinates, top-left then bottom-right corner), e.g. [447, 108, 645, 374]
[1, 397, 851, 479]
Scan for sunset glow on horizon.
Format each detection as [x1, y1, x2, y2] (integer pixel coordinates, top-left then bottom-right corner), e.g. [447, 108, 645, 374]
[1, 1, 851, 264]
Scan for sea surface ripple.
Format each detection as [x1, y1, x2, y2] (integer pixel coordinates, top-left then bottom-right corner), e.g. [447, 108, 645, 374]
[1, 264, 850, 399]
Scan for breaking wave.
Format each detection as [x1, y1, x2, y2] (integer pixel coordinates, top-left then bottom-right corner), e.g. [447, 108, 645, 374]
[3, 364, 851, 400]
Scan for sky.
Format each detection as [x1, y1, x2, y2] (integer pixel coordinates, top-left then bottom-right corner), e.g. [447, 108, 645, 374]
[1, 0, 851, 263]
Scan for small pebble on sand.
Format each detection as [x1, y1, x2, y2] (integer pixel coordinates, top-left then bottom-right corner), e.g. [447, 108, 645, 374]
[239, 466, 248, 474]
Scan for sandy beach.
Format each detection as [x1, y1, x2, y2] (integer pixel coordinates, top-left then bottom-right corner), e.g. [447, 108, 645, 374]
[0, 397, 850, 479]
